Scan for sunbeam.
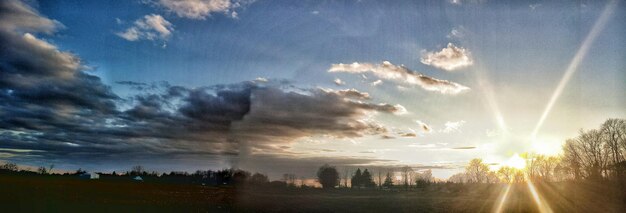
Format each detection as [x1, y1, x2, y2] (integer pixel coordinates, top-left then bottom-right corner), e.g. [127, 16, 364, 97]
[474, 65, 509, 134]
[531, 0, 618, 138]
[527, 180, 554, 213]
[493, 184, 512, 213]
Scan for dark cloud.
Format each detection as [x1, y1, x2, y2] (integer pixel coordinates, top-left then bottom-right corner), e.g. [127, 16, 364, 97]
[0, 0, 411, 176]
[452, 146, 476, 150]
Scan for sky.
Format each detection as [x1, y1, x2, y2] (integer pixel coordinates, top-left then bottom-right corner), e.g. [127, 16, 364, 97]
[0, 0, 624, 179]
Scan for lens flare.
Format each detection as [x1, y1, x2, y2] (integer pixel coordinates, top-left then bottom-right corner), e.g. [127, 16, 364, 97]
[494, 184, 512, 213]
[527, 181, 554, 213]
[531, 0, 618, 138]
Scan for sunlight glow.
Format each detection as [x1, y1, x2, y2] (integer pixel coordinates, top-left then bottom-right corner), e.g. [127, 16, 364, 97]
[503, 153, 526, 170]
[531, 0, 618, 139]
[530, 138, 563, 156]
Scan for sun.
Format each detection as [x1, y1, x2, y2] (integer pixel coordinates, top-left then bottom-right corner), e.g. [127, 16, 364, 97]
[503, 153, 526, 169]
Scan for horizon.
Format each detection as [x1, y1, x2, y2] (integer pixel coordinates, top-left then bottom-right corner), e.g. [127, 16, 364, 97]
[0, 0, 625, 181]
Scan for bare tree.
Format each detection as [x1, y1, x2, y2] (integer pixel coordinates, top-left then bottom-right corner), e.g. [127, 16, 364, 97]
[601, 119, 626, 176]
[497, 166, 515, 183]
[465, 158, 489, 183]
[132, 165, 145, 176]
[400, 166, 411, 190]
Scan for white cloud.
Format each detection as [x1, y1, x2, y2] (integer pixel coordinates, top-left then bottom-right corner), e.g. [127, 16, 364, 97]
[421, 43, 473, 71]
[334, 78, 345, 86]
[440, 120, 466, 133]
[329, 61, 470, 95]
[254, 77, 268, 82]
[117, 14, 174, 42]
[370, 79, 382, 87]
[156, 0, 247, 20]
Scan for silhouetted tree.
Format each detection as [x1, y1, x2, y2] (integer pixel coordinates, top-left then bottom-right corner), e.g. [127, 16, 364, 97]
[351, 168, 362, 188]
[361, 169, 376, 188]
[131, 165, 145, 176]
[249, 173, 269, 184]
[37, 166, 48, 175]
[0, 162, 18, 171]
[401, 166, 411, 190]
[317, 164, 340, 189]
[232, 170, 250, 185]
[383, 172, 394, 188]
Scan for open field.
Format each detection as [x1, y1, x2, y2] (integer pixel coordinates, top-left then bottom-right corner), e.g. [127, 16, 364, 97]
[1, 174, 624, 212]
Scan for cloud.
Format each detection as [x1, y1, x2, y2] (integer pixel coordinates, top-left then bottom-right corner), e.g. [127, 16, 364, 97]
[321, 88, 370, 100]
[452, 146, 476, 150]
[329, 61, 470, 94]
[155, 0, 248, 20]
[440, 120, 466, 133]
[421, 43, 473, 71]
[334, 78, 345, 86]
[446, 26, 466, 39]
[415, 120, 432, 133]
[117, 14, 174, 42]
[1, 2, 411, 170]
[0, 0, 63, 34]
[370, 79, 382, 86]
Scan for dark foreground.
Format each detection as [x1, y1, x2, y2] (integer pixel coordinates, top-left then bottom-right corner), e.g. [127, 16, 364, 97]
[1, 175, 624, 212]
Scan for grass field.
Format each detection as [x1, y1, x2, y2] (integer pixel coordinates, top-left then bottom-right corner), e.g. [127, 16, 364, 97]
[1, 175, 624, 212]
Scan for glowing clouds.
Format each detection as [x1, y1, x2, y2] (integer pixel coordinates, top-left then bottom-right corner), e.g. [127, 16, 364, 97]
[328, 61, 470, 95]
[421, 43, 473, 71]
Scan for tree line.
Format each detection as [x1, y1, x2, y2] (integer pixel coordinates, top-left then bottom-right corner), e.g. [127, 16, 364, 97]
[2, 118, 623, 188]
[448, 118, 626, 183]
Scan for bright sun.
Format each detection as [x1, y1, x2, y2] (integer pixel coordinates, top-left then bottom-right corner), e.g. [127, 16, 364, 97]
[503, 153, 526, 169]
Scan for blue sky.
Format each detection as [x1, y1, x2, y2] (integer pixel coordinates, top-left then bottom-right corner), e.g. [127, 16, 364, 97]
[1, 0, 624, 179]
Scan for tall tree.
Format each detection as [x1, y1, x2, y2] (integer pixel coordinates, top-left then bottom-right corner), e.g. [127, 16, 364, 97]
[351, 168, 362, 188]
[383, 172, 394, 188]
[317, 164, 340, 189]
[465, 159, 489, 183]
[361, 169, 376, 188]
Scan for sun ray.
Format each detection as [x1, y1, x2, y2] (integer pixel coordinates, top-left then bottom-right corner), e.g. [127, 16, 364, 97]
[527, 180, 554, 213]
[493, 184, 512, 213]
[531, 0, 618, 139]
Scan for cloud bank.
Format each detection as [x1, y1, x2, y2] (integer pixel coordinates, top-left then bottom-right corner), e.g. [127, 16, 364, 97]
[0, 1, 411, 170]
[421, 43, 473, 71]
[329, 61, 470, 94]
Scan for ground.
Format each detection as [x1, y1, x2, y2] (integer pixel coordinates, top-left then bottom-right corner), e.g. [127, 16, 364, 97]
[1, 175, 624, 212]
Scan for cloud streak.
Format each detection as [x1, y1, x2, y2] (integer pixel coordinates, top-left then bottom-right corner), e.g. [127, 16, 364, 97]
[329, 61, 470, 94]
